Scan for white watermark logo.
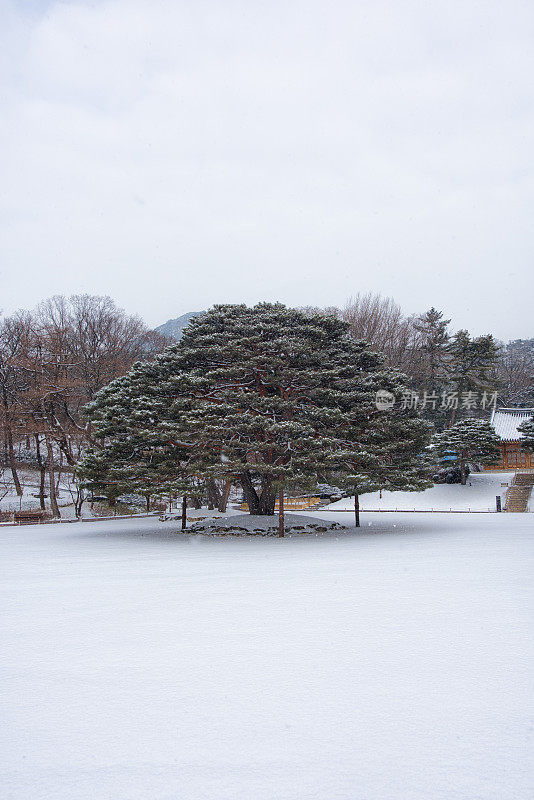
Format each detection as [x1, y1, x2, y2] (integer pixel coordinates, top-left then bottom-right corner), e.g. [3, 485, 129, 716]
[375, 389, 498, 411]
[375, 389, 396, 411]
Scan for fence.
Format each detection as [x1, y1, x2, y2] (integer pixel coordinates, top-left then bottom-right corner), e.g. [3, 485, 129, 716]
[240, 496, 320, 512]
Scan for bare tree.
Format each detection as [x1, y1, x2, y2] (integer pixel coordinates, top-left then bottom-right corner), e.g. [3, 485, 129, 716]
[1, 295, 167, 517]
[0, 313, 33, 495]
[497, 339, 534, 406]
[339, 293, 422, 374]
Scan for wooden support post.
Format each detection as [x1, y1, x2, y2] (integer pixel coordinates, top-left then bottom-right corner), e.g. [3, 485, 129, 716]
[278, 487, 284, 538]
[354, 491, 360, 528]
[181, 495, 187, 530]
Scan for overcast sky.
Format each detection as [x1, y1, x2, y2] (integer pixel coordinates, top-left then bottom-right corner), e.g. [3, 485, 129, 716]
[1, 0, 533, 339]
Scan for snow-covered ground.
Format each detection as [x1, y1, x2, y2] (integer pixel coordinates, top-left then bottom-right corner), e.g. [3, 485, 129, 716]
[1, 511, 532, 799]
[326, 471, 515, 512]
[0, 469, 78, 515]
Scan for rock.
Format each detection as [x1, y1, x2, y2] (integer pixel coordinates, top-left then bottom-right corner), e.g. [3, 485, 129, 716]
[186, 512, 347, 536]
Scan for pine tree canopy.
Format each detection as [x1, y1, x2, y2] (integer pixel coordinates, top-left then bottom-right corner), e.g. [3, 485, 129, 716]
[80, 303, 433, 514]
[447, 330, 501, 394]
[432, 418, 501, 483]
[518, 415, 534, 451]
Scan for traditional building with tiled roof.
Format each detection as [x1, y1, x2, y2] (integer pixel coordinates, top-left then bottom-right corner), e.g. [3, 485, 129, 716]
[484, 407, 534, 470]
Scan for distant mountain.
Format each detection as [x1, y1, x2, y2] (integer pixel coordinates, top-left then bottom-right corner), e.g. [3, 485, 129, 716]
[154, 312, 204, 341]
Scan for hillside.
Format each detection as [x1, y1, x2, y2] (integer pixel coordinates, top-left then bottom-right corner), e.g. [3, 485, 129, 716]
[154, 311, 204, 341]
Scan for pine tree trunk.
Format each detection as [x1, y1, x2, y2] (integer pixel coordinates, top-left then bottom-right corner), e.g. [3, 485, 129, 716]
[206, 478, 220, 510]
[218, 480, 232, 513]
[354, 491, 360, 528]
[278, 487, 284, 537]
[240, 471, 262, 514]
[240, 473, 280, 516]
[259, 476, 276, 515]
[460, 460, 467, 485]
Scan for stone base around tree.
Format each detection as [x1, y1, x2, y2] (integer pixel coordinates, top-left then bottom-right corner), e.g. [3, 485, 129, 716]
[184, 513, 347, 536]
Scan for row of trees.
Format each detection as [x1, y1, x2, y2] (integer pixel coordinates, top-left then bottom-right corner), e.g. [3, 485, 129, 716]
[312, 294, 531, 417]
[1, 293, 527, 521]
[338, 296, 506, 423]
[0, 295, 166, 513]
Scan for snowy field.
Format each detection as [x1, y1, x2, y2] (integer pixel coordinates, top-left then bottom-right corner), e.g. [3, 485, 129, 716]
[326, 471, 515, 512]
[1, 512, 532, 800]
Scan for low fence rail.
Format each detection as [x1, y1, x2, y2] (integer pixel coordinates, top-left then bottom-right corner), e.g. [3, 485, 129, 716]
[240, 497, 321, 512]
[1, 506, 506, 527]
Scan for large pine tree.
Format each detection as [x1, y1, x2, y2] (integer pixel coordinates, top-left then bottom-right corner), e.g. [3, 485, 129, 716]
[81, 303, 433, 516]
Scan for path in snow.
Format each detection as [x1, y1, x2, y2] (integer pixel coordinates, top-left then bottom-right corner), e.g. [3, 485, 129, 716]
[1, 511, 532, 800]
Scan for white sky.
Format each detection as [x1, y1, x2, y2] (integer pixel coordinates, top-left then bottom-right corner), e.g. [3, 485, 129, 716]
[1, 0, 533, 339]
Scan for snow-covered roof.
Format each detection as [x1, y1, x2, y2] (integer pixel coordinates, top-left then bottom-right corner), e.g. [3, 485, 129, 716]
[490, 407, 534, 442]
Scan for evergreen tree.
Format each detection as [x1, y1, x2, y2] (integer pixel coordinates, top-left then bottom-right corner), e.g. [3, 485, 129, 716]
[432, 419, 500, 484]
[81, 303, 433, 522]
[412, 307, 451, 426]
[447, 331, 500, 421]
[414, 307, 451, 388]
[518, 415, 534, 451]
